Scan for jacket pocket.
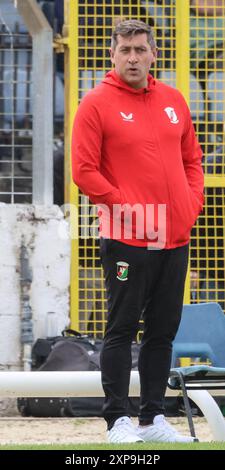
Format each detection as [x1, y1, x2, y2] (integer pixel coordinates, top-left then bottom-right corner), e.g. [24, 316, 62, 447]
[188, 188, 202, 225]
[172, 183, 201, 244]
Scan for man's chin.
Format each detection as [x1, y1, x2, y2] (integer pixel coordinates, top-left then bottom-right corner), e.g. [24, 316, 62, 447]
[124, 76, 141, 88]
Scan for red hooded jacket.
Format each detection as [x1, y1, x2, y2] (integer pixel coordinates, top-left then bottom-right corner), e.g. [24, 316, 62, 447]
[72, 70, 204, 249]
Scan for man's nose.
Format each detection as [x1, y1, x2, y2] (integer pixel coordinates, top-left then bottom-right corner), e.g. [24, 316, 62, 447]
[128, 53, 138, 64]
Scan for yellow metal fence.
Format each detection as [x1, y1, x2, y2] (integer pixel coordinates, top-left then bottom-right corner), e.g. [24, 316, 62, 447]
[65, 0, 225, 335]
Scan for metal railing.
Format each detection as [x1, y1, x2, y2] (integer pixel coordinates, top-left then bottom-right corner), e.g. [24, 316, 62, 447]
[0, 0, 53, 204]
[0, 5, 32, 203]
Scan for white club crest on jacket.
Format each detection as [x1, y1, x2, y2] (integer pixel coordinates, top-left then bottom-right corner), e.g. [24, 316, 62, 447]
[164, 107, 179, 124]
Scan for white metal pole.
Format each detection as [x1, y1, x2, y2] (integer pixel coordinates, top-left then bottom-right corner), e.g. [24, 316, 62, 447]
[0, 370, 181, 398]
[0, 371, 134, 398]
[1, 371, 225, 440]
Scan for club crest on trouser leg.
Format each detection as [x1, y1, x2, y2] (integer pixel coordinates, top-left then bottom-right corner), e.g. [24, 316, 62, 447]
[116, 261, 129, 281]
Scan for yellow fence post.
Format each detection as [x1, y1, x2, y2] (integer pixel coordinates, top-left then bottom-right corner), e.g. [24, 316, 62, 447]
[64, 0, 79, 330]
[176, 0, 190, 102]
[176, 0, 191, 304]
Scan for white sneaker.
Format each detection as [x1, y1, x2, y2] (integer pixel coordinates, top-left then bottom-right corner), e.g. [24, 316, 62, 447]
[107, 416, 144, 443]
[137, 415, 195, 443]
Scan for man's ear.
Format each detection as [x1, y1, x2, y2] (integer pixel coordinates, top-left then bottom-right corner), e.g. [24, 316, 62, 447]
[152, 47, 158, 64]
[110, 48, 115, 65]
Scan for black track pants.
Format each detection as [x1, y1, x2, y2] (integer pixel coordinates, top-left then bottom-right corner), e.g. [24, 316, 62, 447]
[99, 239, 189, 429]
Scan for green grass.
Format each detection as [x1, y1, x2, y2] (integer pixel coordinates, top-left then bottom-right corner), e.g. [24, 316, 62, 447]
[0, 442, 225, 450]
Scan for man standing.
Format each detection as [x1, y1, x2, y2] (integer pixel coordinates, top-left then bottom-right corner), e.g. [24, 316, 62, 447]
[72, 20, 204, 443]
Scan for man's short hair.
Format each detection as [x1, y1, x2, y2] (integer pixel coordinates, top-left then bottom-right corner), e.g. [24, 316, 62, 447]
[111, 19, 156, 51]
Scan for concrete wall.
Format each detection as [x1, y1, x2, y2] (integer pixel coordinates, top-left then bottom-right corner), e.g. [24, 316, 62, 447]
[0, 203, 70, 370]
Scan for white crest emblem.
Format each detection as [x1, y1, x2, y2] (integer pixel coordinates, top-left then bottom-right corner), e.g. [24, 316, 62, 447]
[116, 261, 129, 281]
[120, 112, 134, 122]
[164, 107, 179, 124]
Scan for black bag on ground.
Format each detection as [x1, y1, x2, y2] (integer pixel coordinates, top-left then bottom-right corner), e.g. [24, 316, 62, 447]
[18, 329, 103, 417]
[31, 329, 102, 371]
[17, 329, 139, 417]
[17, 329, 185, 418]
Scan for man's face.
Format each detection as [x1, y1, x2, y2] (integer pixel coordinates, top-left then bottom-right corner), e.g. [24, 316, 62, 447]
[110, 33, 157, 89]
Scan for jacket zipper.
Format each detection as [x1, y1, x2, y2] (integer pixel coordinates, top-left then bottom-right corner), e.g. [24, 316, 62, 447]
[143, 91, 173, 247]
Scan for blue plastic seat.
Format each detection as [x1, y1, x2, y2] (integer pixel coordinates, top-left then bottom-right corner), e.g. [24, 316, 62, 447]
[172, 303, 225, 367]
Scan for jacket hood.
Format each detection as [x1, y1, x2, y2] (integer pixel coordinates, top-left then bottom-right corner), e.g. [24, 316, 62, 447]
[102, 69, 156, 94]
